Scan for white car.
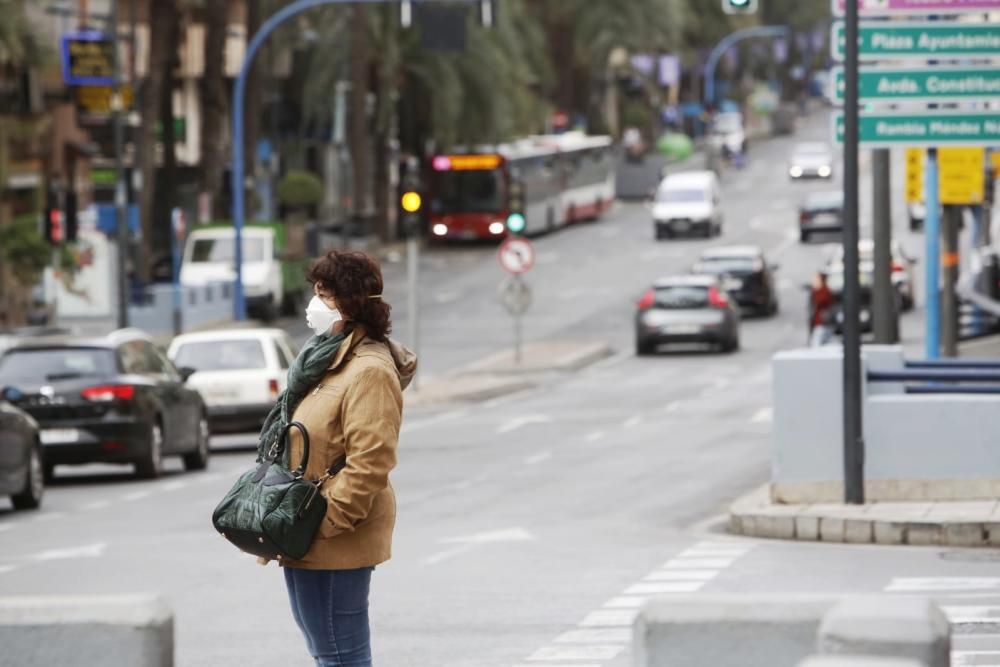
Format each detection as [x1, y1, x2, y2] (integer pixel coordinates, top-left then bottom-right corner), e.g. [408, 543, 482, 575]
[167, 328, 298, 435]
[788, 142, 834, 180]
[651, 170, 724, 239]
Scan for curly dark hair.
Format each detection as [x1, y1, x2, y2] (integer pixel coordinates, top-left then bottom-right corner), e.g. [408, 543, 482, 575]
[307, 251, 392, 341]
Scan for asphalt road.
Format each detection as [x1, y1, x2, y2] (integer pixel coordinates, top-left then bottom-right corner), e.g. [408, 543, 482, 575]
[3, 111, 996, 667]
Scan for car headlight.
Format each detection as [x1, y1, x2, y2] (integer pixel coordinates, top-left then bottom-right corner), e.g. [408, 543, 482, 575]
[432, 223, 448, 236]
[818, 165, 832, 178]
[789, 166, 803, 178]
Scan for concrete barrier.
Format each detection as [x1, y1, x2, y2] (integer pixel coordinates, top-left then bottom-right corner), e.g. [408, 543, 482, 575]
[819, 597, 949, 667]
[800, 657, 925, 667]
[633, 594, 846, 667]
[772, 345, 1000, 502]
[0, 594, 173, 667]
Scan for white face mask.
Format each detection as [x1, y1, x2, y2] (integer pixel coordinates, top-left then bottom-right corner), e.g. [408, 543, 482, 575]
[305, 295, 342, 336]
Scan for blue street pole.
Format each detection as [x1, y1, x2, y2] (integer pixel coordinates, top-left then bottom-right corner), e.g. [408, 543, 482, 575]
[230, 0, 477, 320]
[704, 25, 789, 108]
[925, 149, 941, 359]
[971, 204, 984, 336]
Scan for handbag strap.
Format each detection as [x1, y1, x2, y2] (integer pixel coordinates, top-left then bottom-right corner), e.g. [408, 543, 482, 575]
[276, 421, 348, 481]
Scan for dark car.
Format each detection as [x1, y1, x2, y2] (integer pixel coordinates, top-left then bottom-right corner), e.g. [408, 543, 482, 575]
[691, 246, 779, 317]
[798, 190, 844, 243]
[0, 386, 44, 510]
[635, 275, 740, 355]
[0, 329, 210, 480]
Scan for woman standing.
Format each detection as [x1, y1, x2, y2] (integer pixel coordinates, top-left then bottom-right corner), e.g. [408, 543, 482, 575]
[258, 250, 416, 666]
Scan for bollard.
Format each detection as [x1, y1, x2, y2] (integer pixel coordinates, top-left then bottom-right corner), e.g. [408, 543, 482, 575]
[819, 597, 949, 667]
[0, 594, 173, 667]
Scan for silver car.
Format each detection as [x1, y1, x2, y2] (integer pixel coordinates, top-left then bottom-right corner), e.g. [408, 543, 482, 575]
[635, 275, 741, 355]
[789, 142, 834, 180]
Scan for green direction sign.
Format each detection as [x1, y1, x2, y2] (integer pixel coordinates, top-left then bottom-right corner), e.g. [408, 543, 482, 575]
[834, 113, 1000, 147]
[831, 22, 1000, 61]
[832, 66, 1000, 103]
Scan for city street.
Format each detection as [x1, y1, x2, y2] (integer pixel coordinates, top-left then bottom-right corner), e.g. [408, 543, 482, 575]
[2, 111, 994, 667]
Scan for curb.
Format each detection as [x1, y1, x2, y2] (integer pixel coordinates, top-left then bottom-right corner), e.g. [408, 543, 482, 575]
[405, 375, 536, 409]
[729, 485, 1000, 548]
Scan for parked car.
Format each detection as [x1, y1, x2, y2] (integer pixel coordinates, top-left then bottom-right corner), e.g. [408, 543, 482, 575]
[635, 275, 740, 355]
[167, 328, 297, 435]
[0, 329, 210, 480]
[0, 327, 71, 358]
[788, 142, 834, 180]
[709, 111, 747, 157]
[798, 190, 844, 243]
[691, 245, 779, 317]
[0, 386, 44, 510]
[651, 171, 724, 240]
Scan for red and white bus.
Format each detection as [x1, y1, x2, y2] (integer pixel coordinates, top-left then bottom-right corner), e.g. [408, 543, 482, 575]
[427, 132, 616, 241]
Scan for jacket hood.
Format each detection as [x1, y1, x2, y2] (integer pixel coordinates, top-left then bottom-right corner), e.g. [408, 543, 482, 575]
[387, 338, 418, 391]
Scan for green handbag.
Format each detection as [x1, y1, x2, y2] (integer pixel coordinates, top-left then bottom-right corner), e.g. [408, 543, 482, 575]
[212, 421, 346, 561]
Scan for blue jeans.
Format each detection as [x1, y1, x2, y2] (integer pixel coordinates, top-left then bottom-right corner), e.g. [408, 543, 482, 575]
[284, 567, 373, 666]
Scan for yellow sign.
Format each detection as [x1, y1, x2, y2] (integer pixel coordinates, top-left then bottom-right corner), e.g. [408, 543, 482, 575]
[905, 148, 923, 204]
[903, 147, 985, 205]
[75, 85, 134, 115]
[991, 149, 1000, 177]
[939, 148, 984, 205]
[400, 191, 422, 213]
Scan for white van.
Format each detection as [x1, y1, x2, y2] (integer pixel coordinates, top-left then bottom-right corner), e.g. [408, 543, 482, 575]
[651, 171, 723, 240]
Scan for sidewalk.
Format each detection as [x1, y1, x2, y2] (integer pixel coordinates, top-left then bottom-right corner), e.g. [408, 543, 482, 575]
[730, 485, 1000, 548]
[406, 340, 612, 408]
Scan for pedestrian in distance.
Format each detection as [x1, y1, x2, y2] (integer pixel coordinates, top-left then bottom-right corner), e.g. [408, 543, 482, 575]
[808, 271, 835, 347]
[256, 250, 416, 666]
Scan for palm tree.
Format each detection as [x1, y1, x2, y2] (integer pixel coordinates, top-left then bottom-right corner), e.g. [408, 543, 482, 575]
[198, 0, 230, 219]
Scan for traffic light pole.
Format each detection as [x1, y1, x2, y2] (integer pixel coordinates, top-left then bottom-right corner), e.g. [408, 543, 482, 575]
[407, 233, 419, 390]
[111, 0, 129, 329]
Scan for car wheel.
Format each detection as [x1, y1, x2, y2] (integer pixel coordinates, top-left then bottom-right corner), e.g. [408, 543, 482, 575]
[11, 445, 44, 510]
[183, 414, 211, 471]
[636, 339, 656, 356]
[800, 230, 810, 243]
[43, 461, 56, 484]
[135, 421, 165, 480]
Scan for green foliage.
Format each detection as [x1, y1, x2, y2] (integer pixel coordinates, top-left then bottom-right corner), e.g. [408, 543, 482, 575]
[276, 170, 324, 208]
[0, 215, 51, 286]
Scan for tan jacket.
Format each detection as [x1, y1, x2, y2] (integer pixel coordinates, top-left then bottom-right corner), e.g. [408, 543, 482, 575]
[280, 328, 416, 570]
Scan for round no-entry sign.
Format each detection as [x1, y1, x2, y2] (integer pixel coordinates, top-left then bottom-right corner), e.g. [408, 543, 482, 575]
[498, 237, 535, 275]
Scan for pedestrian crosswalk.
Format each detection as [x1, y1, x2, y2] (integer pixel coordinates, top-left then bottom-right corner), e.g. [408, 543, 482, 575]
[512, 540, 753, 667]
[884, 577, 1000, 667]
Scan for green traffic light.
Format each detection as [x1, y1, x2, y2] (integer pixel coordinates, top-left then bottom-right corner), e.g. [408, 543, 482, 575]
[731, 0, 750, 5]
[506, 213, 526, 234]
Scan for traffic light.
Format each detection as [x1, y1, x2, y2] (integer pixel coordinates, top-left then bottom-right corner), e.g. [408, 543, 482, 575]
[506, 180, 526, 235]
[44, 189, 63, 245]
[399, 168, 423, 239]
[721, 0, 758, 14]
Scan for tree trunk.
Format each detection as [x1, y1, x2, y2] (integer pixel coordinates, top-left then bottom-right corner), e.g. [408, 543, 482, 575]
[348, 5, 371, 223]
[137, 0, 177, 283]
[199, 0, 228, 219]
[154, 5, 180, 263]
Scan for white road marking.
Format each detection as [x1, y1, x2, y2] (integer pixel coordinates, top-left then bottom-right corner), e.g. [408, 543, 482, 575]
[749, 215, 767, 230]
[554, 628, 631, 644]
[678, 548, 749, 558]
[433, 289, 462, 304]
[770, 233, 799, 258]
[953, 651, 1000, 666]
[663, 557, 739, 569]
[524, 451, 553, 466]
[197, 472, 223, 483]
[625, 581, 704, 594]
[645, 569, 719, 582]
[585, 431, 605, 443]
[122, 491, 151, 502]
[424, 528, 533, 566]
[536, 252, 559, 264]
[161, 481, 188, 492]
[35, 542, 107, 561]
[33, 512, 66, 523]
[528, 645, 623, 661]
[887, 578, 1000, 593]
[497, 415, 552, 435]
[81, 500, 111, 511]
[771, 198, 791, 210]
[664, 401, 683, 413]
[602, 596, 645, 608]
[750, 407, 773, 424]
[0, 565, 17, 575]
[0, 523, 18, 533]
[623, 415, 642, 429]
[578, 609, 640, 627]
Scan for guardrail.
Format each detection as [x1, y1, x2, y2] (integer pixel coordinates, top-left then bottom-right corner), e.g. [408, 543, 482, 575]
[869, 368, 1000, 394]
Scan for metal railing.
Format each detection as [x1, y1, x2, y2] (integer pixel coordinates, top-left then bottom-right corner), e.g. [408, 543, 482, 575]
[869, 365, 1000, 394]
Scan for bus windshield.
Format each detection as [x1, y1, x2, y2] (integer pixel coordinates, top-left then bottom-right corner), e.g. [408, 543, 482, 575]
[431, 169, 504, 214]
